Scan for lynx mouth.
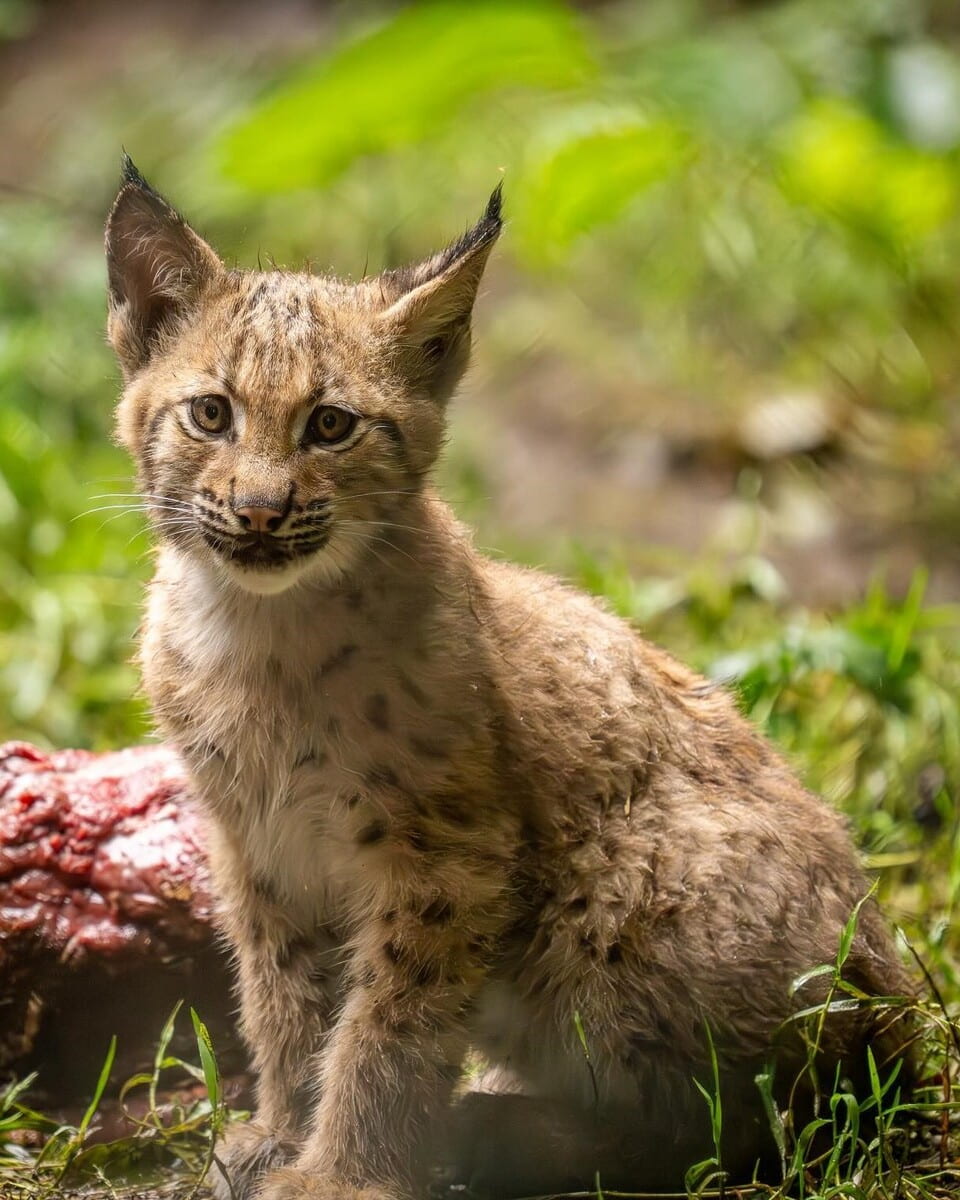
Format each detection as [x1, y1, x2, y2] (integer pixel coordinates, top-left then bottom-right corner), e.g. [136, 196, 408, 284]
[199, 528, 329, 570]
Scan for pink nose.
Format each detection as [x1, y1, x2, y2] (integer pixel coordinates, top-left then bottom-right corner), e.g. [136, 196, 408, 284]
[234, 505, 285, 533]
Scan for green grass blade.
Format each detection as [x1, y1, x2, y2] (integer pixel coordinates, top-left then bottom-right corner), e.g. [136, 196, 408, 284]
[189, 1008, 220, 1112]
[78, 1035, 117, 1141]
[150, 1000, 184, 1117]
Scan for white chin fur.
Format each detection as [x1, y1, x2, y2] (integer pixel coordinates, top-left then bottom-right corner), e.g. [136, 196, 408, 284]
[223, 564, 306, 597]
[215, 540, 358, 596]
[224, 562, 310, 596]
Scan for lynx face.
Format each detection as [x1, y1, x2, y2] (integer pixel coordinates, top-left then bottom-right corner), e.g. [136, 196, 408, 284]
[106, 160, 500, 594]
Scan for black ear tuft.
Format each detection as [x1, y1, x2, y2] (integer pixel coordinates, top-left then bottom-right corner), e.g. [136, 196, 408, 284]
[484, 179, 504, 227]
[429, 182, 504, 277]
[118, 151, 173, 209]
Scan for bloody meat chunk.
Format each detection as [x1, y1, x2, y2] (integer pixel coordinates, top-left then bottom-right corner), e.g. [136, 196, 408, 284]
[0, 742, 242, 1099]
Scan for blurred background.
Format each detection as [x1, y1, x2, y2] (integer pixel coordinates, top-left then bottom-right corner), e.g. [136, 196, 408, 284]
[1, 0, 958, 947]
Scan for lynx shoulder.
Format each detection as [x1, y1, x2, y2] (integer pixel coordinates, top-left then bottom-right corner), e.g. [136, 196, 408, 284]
[106, 157, 911, 1200]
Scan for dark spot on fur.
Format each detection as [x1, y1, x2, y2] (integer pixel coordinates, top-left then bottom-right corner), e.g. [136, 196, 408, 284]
[320, 643, 358, 676]
[434, 796, 475, 826]
[733, 761, 754, 788]
[421, 897, 454, 924]
[294, 750, 326, 769]
[364, 693, 390, 732]
[409, 735, 448, 760]
[568, 896, 589, 912]
[397, 671, 430, 708]
[252, 874, 278, 904]
[384, 940, 402, 966]
[245, 280, 268, 312]
[383, 909, 397, 924]
[406, 824, 429, 852]
[346, 791, 362, 809]
[412, 958, 444, 988]
[367, 765, 399, 789]
[519, 820, 541, 850]
[275, 933, 314, 970]
[356, 820, 388, 846]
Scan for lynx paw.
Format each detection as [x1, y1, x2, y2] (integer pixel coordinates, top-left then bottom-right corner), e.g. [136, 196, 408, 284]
[257, 1168, 396, 1200]
[210, 1121, 299, 1200]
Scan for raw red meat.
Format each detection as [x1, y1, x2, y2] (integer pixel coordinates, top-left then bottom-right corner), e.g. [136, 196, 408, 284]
[0, 742, 242, 1098]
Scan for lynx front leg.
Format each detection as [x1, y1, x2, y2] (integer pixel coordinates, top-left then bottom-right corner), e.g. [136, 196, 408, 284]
[258, 888, 504, 1200]
[210, 862, 342, 1200]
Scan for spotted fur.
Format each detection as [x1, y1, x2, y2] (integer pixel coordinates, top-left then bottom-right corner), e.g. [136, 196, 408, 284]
[106, 162, 911, 1200]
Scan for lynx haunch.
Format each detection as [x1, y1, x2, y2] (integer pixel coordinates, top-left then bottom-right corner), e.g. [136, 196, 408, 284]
[106, 158, 910, 1200]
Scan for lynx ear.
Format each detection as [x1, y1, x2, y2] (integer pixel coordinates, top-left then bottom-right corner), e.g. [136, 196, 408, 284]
[378, 184, 502, 403]
[105, 155, 222, 376]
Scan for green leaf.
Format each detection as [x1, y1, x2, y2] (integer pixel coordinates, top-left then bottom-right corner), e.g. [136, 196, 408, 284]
[572, 1009, 591, 1061]
[837, 883, 877, 970]
[887, 566, 927, 672]
[219, 0, 594, 191]
[516, 110, 690, 261]
[151, 1001, 184, 1117]
[190, 1008, 220, 1112]
[779, 99, 958, 247]
[0, 1074, 38, 1116]
[78, 1036, 117, 1141]
[790, 962, 835, 996]
[755, 1071, 787, 1175]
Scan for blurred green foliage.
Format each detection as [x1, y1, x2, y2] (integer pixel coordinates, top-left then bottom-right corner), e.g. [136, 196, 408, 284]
[0, 0, 957, 943]
[220, 1, 594, 190]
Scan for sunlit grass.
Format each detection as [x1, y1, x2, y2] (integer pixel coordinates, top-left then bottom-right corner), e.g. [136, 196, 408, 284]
[2, 917, 957, 1198]
[0, 1005, 239, 1200]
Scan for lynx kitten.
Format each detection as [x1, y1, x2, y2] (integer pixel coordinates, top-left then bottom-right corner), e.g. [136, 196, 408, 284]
[106, 159, 909, 1200]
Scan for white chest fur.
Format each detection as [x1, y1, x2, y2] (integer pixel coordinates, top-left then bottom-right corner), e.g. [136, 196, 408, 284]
[144, 551, 470, 926]
[145, 556, 379, 913]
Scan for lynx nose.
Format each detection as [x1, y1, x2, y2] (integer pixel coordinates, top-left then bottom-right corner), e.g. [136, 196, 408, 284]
[234, 503, 286, 533]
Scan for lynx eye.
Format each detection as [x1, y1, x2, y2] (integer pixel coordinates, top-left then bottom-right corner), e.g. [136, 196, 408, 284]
[305, 405, 357, 446]
[189, 395, 232, 435]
